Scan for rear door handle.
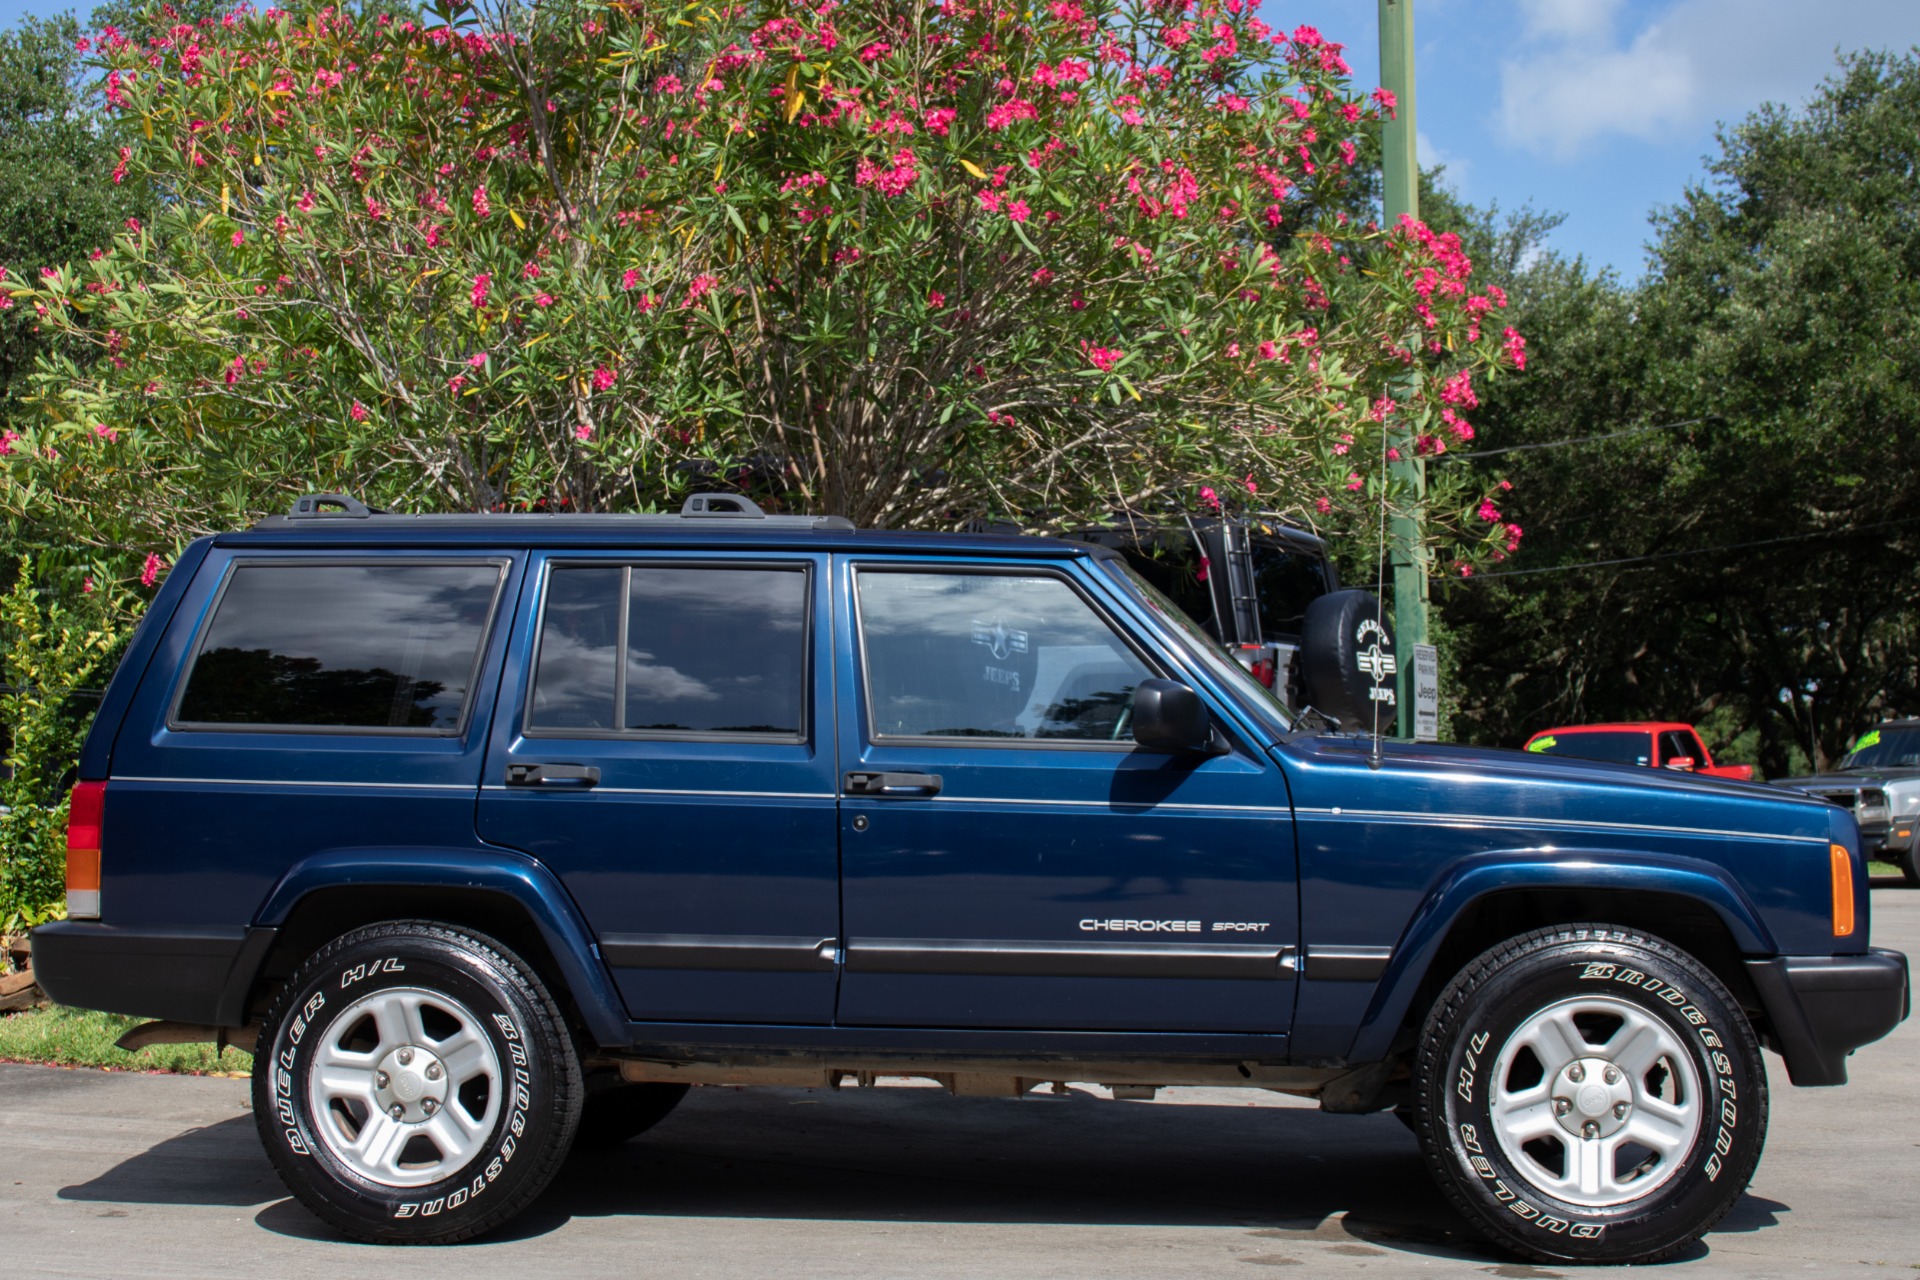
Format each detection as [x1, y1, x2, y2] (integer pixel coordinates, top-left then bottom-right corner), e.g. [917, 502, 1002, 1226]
[844, 771, 943, 797]
[506, 763, 601, 788]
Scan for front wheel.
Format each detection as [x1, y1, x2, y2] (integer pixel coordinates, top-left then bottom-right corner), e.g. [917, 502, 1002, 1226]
[252, 921, 583, 1244]
[1413, 925, 1768, 1265]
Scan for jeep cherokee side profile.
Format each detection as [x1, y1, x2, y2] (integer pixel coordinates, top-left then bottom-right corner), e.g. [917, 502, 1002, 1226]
[32, 495, 1909, 1264]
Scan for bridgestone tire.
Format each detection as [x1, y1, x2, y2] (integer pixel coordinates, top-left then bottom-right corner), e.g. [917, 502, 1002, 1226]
[571, 1074, 690, 1152]
[251, 921, 584, 1244]
[1413, 925, 1768, 1265]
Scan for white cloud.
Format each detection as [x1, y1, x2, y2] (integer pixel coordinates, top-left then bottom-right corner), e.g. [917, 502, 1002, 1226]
[1418, 130, 1473, 193]
[1497, 0, 1920, 160]
[1518, 0, 1625, 43]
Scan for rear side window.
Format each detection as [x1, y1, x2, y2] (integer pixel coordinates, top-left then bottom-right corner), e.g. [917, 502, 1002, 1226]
[528, 564, 809, 738]
[175, 561, 505, 731]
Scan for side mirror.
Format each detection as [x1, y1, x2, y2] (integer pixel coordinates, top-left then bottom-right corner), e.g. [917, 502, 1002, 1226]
[1131, 678, 1216, 754]
[1663, 756, 1697, 771]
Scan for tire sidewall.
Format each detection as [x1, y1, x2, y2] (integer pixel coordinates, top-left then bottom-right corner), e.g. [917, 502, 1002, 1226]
[1426, 934, 1764, 1262]
[253, 928, 565, 1239]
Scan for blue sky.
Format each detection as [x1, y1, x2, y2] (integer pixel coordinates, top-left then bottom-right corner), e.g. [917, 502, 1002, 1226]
[4, 0, 1914, 279]
[1286, 0, 1920, 279]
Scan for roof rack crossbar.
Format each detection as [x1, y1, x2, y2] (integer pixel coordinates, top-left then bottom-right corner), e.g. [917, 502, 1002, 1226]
[678, 493, 766, 519]
[288, 493, 378, 519]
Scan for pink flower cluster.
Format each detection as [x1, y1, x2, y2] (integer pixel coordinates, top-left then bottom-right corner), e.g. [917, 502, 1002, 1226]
[854, 148, 919, 197]
[985, 99, 1039, 131]
[1081, 342, 1123, 373]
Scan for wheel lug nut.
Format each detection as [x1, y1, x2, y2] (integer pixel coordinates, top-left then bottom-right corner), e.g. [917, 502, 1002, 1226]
[1582, 1121, 1598, 1139]
[1603, 1066, 1620, 1085]
[1567, 1064, 1585, 1083]
[375, 1071, 390, 1089]
[388, 1103, 405, 1119]
[1554, 1098, 1571, 1116]
[397, 1048, 414, 1066]
[422, 1098, 439, 1116]
[1614, 1102, 1630, 1118]
[425, 1063, 442, 1081]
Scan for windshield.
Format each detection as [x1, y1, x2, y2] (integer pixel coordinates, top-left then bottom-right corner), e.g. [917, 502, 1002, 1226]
[1526, 731, 1651, 767]
[1100, 559, 1295, 730]
[1840, 725, 1920, 770]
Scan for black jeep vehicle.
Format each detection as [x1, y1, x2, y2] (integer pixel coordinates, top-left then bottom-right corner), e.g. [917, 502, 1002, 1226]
[1062, 513, 1395, 726]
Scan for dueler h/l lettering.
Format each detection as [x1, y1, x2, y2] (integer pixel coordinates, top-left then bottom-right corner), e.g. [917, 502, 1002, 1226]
[32, 493, 1908, 1264]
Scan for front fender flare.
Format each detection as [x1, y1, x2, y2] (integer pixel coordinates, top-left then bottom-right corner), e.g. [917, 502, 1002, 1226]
[254, 846, 628, 1048]
[1345, 850, 1777, 1063]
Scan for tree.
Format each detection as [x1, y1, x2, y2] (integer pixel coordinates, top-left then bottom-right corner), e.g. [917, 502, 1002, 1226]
[1, 0, 1521, 584]
[0, 13, 146, 434]
[1437, 50, 1920, 772]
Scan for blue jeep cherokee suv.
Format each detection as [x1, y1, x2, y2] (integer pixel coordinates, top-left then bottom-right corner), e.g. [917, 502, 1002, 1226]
[32, 494, 1909, 1263]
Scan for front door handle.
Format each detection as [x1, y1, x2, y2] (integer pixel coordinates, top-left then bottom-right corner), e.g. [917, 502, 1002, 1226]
[844, 771, 943, 797]
[506, 762, 601, 788]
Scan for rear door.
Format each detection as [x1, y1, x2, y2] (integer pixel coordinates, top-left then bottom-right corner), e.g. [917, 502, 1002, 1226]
[476, 551, 840, 1025]
[831, 556, 1299, 1034]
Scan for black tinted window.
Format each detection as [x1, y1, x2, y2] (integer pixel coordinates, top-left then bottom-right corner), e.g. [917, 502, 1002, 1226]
[177, 562, 502, 730]
[858, 571, 1152, 741]
[530, 565, 808, 737]
[528, 567, 622, 731]
[1251, 540, 1330, 641]
[1527, 731, 1651, 766]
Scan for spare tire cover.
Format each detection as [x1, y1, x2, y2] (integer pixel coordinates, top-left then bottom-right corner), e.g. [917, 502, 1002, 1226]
[1298, 589, 1398, 728]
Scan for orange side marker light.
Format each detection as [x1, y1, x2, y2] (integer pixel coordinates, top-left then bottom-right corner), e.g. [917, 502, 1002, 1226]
[1830, 843, 1855, 937]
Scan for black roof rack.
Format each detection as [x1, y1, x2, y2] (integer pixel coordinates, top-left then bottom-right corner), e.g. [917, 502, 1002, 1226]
[262, 492, 856, 532]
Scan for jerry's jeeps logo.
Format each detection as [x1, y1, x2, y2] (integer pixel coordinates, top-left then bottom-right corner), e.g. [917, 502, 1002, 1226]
[971, 616, 1029, 662]
[1355, 618, 1397, 703]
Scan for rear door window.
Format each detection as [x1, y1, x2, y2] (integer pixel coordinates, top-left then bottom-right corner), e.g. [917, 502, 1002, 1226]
[528, 564, 809, 738]
[173, 560, 505, 731]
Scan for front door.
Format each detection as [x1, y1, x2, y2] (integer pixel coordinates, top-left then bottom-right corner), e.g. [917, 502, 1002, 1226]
[833, 558, 1300, 1034]
[477, 551, 840, 1025]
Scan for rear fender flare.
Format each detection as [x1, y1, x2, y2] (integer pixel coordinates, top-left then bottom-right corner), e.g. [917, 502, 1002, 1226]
[254, 847, 628, 1047]
[1345, 850, 1776, 1063]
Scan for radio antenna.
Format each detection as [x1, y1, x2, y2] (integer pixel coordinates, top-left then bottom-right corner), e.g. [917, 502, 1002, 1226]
[1369, 418, 1392, 771]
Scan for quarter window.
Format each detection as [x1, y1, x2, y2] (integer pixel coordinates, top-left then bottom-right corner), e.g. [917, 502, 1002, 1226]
[857, 571, 1153, 741]
[175, 561, 504, 730]
[529, 565, 808, 737]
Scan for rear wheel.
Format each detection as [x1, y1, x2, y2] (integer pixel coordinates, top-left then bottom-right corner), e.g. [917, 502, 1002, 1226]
[1897, 845, 1920, 887]
[252, 921, 583, 1244]
[1413, 925, 1767, 1265]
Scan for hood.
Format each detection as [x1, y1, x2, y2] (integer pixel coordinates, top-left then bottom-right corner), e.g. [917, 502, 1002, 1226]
[1274, 734, 1839, 858]
[1773, 765, 1920, 790]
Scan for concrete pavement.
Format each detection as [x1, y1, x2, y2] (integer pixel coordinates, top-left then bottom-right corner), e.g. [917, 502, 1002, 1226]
[5, 885, 1916, 1278]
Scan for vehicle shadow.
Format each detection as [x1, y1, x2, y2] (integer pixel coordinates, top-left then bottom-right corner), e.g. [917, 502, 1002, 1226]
[255, 1085, 1762, 1266]
[59, 1113, 281, 1208]
[56, 1084, 1777, 1266]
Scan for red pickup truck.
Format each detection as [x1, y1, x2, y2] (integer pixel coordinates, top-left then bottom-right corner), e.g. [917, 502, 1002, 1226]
[1522, 721, 1757, 781]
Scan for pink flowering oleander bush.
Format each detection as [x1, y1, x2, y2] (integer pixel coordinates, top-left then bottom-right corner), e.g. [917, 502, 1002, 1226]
[3, 0, 1521, 571]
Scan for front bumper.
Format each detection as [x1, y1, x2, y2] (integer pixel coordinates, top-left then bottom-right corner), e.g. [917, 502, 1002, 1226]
[1745, 948, 1910, 1086]
[30, 920, 275, 1027]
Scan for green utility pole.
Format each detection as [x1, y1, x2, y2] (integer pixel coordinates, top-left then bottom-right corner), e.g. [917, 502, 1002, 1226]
[1378, 0, 1425, 738]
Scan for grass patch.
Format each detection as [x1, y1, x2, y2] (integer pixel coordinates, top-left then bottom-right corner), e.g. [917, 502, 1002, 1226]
[0, 1005, 251, 1075]
[1869, 860, 1904, 879]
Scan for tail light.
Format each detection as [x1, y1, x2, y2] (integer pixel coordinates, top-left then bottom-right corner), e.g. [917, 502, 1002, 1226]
[1829, 842, 1854, 938]
[66, 780, 106, 919]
